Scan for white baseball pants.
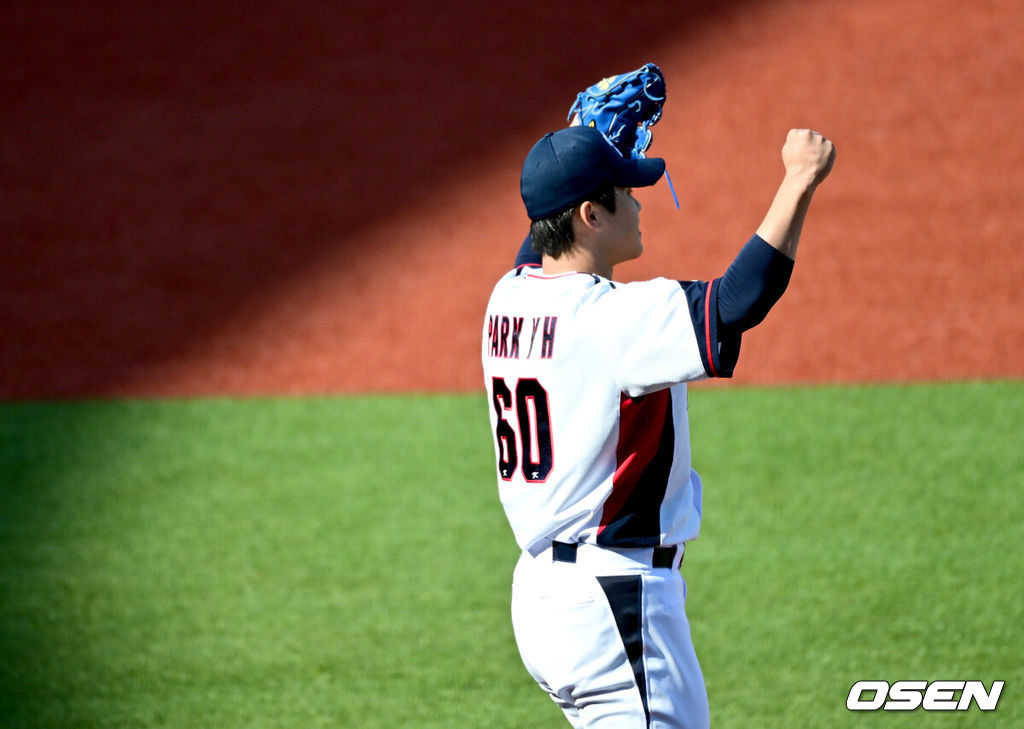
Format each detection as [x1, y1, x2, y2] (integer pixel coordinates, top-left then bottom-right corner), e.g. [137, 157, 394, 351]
[511, 544, 709, 729]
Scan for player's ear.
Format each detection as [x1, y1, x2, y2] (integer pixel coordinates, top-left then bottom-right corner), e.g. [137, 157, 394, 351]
[577, 201, 602, 231]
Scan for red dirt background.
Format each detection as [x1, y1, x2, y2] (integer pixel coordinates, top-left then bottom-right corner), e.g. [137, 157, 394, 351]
[2, 0, 1022, 399]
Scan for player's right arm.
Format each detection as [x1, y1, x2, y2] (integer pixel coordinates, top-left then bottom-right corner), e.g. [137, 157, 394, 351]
[755, 129, 835, 260]
[712, 129, 836, 334]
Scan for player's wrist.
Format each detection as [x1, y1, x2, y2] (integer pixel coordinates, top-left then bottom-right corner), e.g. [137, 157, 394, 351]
[781, 168, 821, 194]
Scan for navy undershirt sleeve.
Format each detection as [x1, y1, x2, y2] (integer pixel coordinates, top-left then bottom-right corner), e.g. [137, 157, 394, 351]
[716, 235, 794, 332]
[677, 235, 793, 378]
[515, 233, 542, 268]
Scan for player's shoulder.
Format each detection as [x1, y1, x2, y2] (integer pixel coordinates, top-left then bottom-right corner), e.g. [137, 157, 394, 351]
[577, 276, 695, 330]
[488, 265, 536, 295]
[498, 263, 542, 283]
[618, 275, 688, 291]
[594, 275, 688, 303]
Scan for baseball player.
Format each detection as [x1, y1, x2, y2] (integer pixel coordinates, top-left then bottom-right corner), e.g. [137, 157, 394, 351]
[481, 111, 834, 725]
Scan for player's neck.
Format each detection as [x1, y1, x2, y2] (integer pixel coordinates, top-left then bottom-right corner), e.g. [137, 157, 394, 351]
[542, 250, 613, 279]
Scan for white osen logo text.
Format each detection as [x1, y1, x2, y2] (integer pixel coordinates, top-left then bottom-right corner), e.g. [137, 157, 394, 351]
[847, 680, 1004, 712]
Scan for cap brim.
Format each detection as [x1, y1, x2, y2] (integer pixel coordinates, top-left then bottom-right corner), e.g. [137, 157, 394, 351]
[616, 156, 666, 188]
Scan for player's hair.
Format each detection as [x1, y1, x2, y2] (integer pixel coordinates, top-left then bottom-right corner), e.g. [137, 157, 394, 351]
[530, 185, 618, 259]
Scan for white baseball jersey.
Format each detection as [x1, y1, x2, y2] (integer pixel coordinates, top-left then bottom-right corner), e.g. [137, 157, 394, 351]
[482, 265, 739, 554]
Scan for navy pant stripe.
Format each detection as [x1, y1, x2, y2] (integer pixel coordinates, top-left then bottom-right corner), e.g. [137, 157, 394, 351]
[597, 575, 649, 726]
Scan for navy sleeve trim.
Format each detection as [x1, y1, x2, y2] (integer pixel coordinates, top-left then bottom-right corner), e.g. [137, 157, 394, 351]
[679, 279, 741, 378]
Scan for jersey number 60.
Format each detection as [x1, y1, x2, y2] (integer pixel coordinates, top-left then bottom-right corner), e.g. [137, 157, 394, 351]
[491, 377, 553, 483]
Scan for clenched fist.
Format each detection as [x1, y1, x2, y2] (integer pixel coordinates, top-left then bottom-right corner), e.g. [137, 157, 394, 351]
[781, 129, 835, 189]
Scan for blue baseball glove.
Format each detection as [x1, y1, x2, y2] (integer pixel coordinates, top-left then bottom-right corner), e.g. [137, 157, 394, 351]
[515, 63, 673, 268]
[567, 63, 666, 159]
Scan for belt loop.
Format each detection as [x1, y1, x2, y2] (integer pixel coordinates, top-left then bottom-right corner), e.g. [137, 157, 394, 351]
[652, 545, 684, 569]
[651, 545, 674, 569]
[552, 541, 578, 563]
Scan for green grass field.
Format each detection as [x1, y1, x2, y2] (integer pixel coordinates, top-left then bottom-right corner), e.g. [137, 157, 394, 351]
[1, 381, 1021, 728]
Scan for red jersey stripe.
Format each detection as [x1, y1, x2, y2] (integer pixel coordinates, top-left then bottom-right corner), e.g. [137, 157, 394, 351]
[599, 390, 670, 539]
[703, 282, 718, 378]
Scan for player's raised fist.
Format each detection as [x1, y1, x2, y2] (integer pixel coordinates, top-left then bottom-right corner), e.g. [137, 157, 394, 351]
[781, 129, 835, 188]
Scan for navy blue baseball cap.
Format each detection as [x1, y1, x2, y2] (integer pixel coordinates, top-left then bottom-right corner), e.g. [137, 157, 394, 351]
[520, 126, 666, 221]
